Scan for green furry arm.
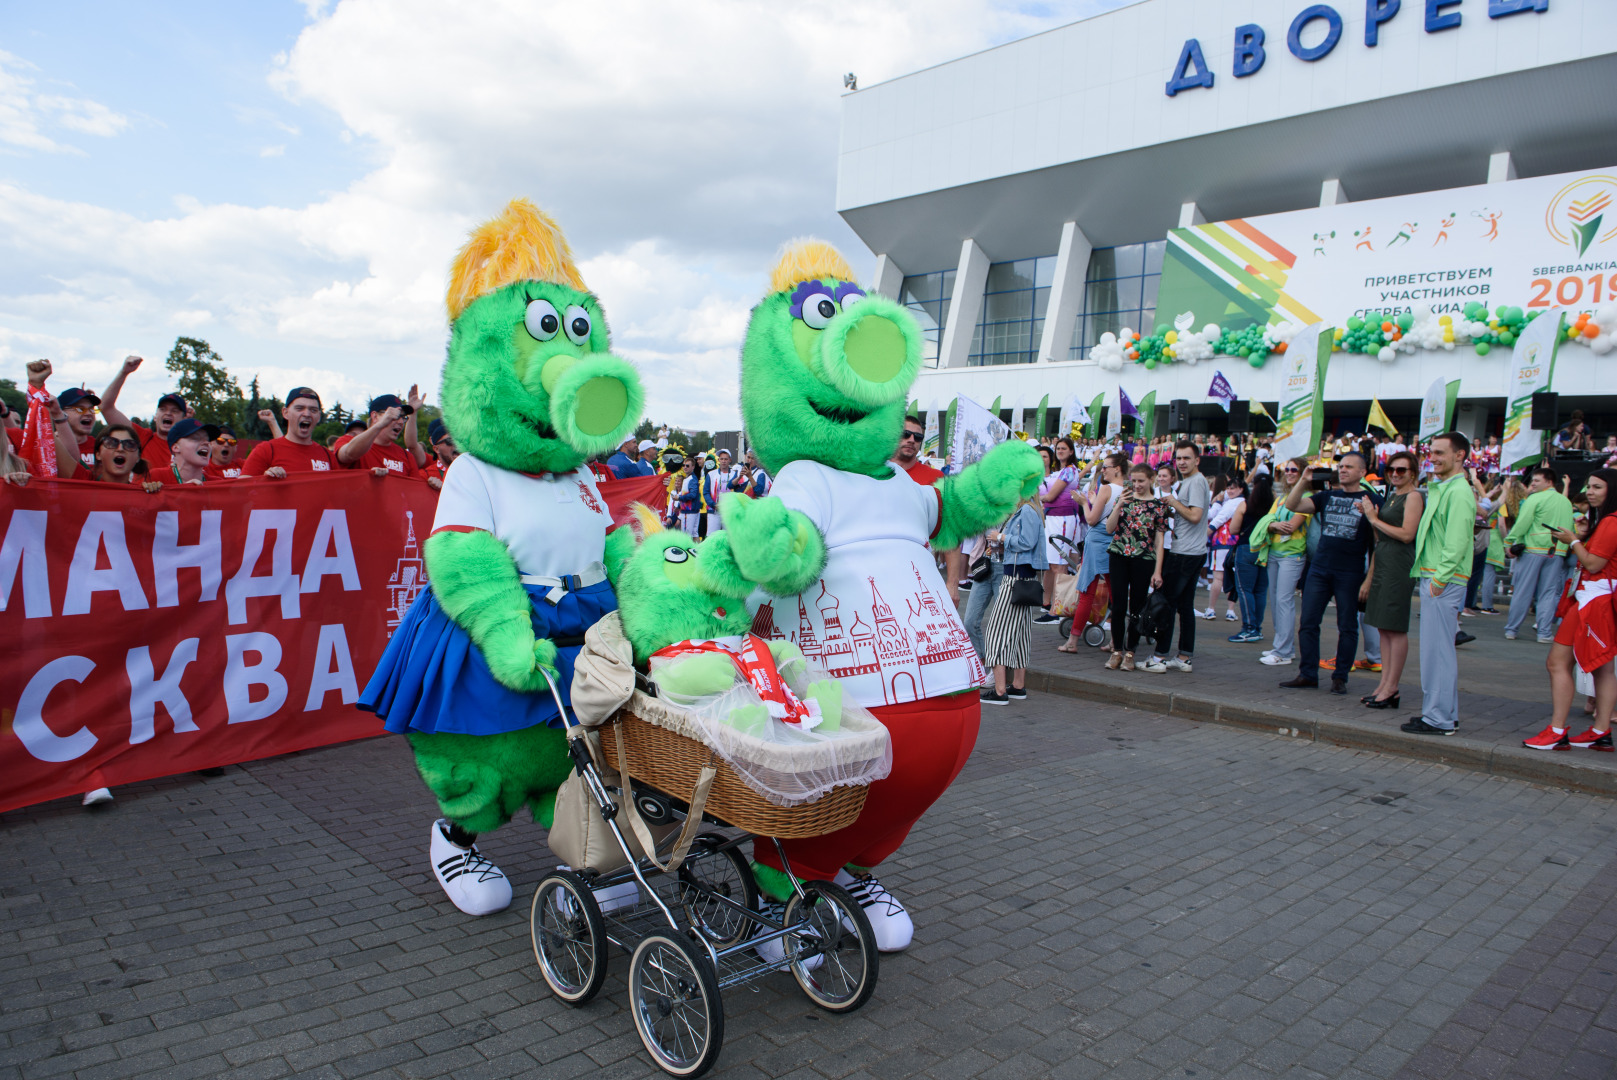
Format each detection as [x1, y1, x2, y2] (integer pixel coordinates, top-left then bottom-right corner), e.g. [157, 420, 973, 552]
[424, 529, 557, 692]
[697, 493, 827, 597]
[655, 652, 741, 700]
[933, 440, 1044, 550]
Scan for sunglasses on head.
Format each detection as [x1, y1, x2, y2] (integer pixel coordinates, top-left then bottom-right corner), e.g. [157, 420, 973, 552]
[900, 430, 923, 442]
[101, 438, 139, 452]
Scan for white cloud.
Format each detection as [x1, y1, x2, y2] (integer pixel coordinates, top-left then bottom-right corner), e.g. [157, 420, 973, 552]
[0, 1, 1131, 428]
[259, 144, 286, 157]
[0, 51, 127, 153]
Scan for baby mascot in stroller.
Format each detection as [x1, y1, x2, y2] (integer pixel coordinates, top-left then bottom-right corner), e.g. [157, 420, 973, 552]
[696, 241, 1043, 950]
[359, 199, 645, 916]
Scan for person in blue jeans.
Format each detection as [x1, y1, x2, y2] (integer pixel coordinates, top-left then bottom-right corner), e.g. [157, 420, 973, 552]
[1278, 454, 1382, 695]
[1228, 474, 1275, 642]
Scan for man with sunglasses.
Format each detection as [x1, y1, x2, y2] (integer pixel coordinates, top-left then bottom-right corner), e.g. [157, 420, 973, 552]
[892, 416, 942, 485]
[1279, 452, 1382, 694]
[205, 426, 243, 479]
[56, 386, 103, 469]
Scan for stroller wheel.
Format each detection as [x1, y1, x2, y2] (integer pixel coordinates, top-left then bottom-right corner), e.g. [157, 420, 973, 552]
[1057, 617, 1073, 640]
[628, 932, 724, 1077]
[531, 870, 608, 1006]
[1082, 623, 1108, 648]
[678, 835, 759, 949]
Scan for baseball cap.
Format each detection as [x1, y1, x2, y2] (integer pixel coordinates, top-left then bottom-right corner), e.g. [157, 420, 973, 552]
[368, 394, 414, 417]
[285, 386, 322, 407]
[344, 419, 367, 434]
[428, 418, 451, 444]
[637, 439, 656, 453]
[166, 418, 220, 448]
[157, 393, 188, 412]
[58, 387, 100, 411]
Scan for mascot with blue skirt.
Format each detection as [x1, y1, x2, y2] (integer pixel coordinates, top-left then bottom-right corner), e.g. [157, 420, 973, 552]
[360, 199, 645, 916]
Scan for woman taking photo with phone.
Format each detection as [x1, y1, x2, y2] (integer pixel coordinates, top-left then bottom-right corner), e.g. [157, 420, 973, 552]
[1358, 450, 1424, 708]
[1103, 463, 1171, 672]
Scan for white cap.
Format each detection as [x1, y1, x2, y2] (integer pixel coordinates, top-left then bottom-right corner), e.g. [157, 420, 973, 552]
[637, 439, 656, 452]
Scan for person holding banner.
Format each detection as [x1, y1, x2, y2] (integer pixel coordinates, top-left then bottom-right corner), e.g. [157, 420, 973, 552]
[239, 388, 337, 477]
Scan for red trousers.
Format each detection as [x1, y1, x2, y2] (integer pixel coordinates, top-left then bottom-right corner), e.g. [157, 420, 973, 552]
[1072, 574, 1110, 631]
[753, 691, 980, 881]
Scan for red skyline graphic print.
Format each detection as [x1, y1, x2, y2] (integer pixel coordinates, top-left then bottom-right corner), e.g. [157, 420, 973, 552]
[750, 562, 984, 705]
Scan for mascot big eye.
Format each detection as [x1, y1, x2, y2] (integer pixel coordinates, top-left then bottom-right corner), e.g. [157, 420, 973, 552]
[695, 240, 1043, 951]
[359, 199, 645, 917]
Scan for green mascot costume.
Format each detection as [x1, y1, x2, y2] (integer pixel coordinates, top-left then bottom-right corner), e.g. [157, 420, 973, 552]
[696, 240, 1042, 951]
[360, 199, 644, 916]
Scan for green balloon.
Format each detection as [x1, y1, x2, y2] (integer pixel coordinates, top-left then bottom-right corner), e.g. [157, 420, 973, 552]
[1499, 331, 1515, 346]
[1396, 313, 1414, 331]
[1249, 355, 1265, 368]
[1144, 359, 1158, 370]
[1347, 317, 1364, 331]
[1475, 341, 1491, 356]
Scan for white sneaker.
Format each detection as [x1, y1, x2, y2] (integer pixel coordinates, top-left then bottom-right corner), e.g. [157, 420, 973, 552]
[1140, 657, 1169, 673]
[1196, 608, 1215, 620]
[834, 869, 913, 952]
[1225, 610, 1238, 622]
[430, 819, 511, 916]
[1260, 653, 1293, 666]
[81, 788, 113, 807]
[754, 901, 823, 970]
[1164, 657, 1193, 672]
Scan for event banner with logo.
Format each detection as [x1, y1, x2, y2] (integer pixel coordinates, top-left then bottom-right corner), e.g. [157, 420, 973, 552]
[1270, 323, 1329, 461]
[1417, 377, 1462, 445]
[0, 470, 669, 814]
[1158, 166, 1617, 333]
[1502, 309, 1566, 471]
[949, 395, 1009, 469]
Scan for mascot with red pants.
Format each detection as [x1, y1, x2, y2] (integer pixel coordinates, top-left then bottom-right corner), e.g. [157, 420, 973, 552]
[697, 241, 1042, 950]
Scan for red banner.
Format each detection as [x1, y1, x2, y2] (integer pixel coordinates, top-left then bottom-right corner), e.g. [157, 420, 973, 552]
[0, 469, 672, 813]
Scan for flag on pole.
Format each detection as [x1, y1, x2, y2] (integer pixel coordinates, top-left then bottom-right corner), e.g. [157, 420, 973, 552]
[1250, 399, 1274, 423]
[1366, 398, 1398, 438]
[1060, 393, 1090, 435]
[1138, 390, 1158, 442]
[1085, 392, 1105, 438]
[1208, 371, 1236, 412]
[1119, 386, 1139, 421]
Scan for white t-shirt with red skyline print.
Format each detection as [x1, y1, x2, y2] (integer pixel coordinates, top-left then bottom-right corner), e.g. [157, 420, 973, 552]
[747, 459, 985, 709]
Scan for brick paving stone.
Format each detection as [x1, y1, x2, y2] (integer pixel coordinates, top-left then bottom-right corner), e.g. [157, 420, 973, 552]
[5, 692, 1617, 1078]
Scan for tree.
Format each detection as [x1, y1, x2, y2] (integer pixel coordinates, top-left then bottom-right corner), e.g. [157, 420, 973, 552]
[0, 378, 25, 416]
[165, 337, 242, 425]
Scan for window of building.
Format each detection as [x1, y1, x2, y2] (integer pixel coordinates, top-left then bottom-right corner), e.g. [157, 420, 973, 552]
[1069, 241, 1165, 361]
[969, 256, 1056, 367]
[899, 270, 954, 368]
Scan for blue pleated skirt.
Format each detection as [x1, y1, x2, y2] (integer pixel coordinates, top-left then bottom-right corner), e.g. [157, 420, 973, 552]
[359, 580, 617, 736]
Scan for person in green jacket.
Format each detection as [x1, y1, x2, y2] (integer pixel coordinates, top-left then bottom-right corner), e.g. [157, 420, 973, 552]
[1402, 432, 1477, 737]
[1503, 467, 1575, 642]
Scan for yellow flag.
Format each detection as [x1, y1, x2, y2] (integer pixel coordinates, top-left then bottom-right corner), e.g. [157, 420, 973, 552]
[1366, 398, 1398, 437]
[1250, 399, 1273, 422]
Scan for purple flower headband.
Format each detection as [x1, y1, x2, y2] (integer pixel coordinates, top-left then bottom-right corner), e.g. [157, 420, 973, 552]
[788, 279, 866, 319]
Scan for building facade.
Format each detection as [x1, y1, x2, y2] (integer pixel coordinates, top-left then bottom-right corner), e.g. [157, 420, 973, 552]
[838, 0, 1617, 439]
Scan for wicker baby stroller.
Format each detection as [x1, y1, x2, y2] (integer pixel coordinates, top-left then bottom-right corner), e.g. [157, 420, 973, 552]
[529, 625, 887, 1078]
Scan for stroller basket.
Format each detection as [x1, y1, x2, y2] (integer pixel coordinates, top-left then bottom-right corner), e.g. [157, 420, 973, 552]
[599, 709, 869, 838]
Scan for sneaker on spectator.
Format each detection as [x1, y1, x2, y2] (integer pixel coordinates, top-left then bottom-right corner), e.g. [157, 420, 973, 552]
[1005, 686, 1028, 700]
[1164, 657, 1193, 672]
[1504, 630, 1517, 640]
[1260, 653, 1293, 666]
[1225, 610, 1238, 622]
[1033, 611, 1061, 625]
[1352, 660, 1382, 672]
[430, 818, 511, 916]
[1141, 657, 1168, 673]
[1228, 630, 1262, 643]
[1522, 726, 1570, 750]
[1536, 635, 1556, 644]
[980, 689, 1010, 706]
[1196, 608, 1215, 620]
[81, 788, 113, 807]
[1401, 717, 1456, 737]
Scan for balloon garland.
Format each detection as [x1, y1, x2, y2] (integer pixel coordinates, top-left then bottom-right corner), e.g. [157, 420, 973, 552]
[1087, 301, 1617, 372]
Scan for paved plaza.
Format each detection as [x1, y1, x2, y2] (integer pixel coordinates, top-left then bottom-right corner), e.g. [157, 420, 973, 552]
[6, 688, 1617, 1080]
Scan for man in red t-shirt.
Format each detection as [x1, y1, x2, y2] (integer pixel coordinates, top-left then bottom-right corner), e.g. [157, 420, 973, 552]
[239, 387, 337, 477]
[204, 425, 244, 479]
[423, 418, 459, 482]
[335, 389, 436, 487]
[99, 355, 189, 471]
[56, 386, 102, 469]
[892, 416, 942, 485]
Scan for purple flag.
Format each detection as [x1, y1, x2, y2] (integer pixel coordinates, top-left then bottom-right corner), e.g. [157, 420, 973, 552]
[1119, 385, 1138, 421]
[1208, 370, 1236, 412]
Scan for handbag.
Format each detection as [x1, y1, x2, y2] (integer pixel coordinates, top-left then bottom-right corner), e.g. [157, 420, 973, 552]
[1009, 574, 1044, 606]
[968, 552, 994, 582]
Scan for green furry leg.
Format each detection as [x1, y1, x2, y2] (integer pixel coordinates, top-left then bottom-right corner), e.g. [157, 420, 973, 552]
[750, 860, 807, 903]
[406, 725, 573, 835]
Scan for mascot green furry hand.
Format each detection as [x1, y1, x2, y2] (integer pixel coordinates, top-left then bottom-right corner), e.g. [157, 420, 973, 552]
[605, 506, 843, 735]
[358, 199, 644, 917]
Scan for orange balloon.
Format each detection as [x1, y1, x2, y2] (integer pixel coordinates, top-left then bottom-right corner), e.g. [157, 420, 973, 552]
[1381, 321, 1394, 333]
[1583, 323, 1600, 339]
[1275, 341, 1288, 353]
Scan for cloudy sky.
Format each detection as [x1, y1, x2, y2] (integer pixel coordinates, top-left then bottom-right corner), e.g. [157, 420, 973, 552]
[1, 0, 1134, 430]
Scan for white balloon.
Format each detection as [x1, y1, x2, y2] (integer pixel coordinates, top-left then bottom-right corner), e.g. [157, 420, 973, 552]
[1591, 335, 1614, 355]
[1377, 345, 1396, 362]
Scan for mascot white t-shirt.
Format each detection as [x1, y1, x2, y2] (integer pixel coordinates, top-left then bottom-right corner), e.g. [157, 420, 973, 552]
[431, 455, 609, 577]
[748, 460, 985, 708]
